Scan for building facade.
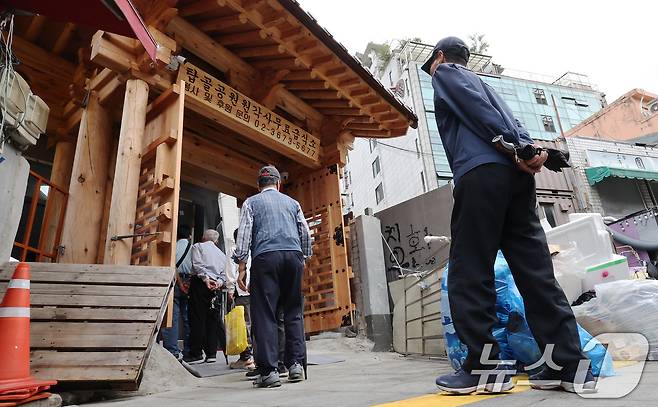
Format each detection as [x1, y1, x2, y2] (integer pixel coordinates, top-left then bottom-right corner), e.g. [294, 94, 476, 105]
[566, 89, 658, 142]
[344, 41, 607, 219]
[567, 137, 658, 219]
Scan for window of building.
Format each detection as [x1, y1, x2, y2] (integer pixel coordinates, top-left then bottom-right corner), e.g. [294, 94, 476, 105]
[375, 183, 384, 204]
[421, 171, 426, 192]
[636, 157, 646, 169]
[541, 115, 556, 132]
[369, 139, 378, 153]
[533, 88, 548, 105]
[372, 157, 381, 178]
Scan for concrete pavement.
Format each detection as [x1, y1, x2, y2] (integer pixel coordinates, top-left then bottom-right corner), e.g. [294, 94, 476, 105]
[84, 336, 658, 407]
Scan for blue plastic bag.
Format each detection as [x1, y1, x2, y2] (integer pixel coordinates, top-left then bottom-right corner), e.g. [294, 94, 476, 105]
[440, 251, 614, 376]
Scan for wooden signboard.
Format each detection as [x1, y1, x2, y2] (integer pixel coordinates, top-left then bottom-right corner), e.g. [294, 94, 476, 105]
[177, 62, 321, 167]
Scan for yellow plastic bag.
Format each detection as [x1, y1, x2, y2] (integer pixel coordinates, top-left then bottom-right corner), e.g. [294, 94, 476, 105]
[225, 305, 248, 355]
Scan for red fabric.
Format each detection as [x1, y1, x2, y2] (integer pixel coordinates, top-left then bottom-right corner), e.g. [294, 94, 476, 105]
[1, 0, 157, 60]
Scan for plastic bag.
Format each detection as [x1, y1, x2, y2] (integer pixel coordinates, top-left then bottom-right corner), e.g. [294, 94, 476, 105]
[225, 305, 248, 355]
[441, 251, 614, 376]
[573, 279, 658, 360]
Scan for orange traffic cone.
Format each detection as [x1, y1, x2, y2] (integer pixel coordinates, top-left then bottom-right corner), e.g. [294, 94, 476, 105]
[0, 263, 56, 398]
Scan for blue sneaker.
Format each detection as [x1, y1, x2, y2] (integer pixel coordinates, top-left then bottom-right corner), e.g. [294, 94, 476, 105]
[436, 365, 515, 394]
[529, 367, 596, 393]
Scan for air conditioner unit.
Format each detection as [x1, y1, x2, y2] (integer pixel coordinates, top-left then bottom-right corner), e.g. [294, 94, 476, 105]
[649, 100, 658, 114]
[0, 69, 49, 149]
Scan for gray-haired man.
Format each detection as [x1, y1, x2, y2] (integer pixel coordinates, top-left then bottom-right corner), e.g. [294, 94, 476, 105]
[185, 229, 227, 364]
[235, 165, 312, 388]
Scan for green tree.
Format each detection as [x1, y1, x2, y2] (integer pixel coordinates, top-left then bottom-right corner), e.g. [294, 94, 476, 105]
[468, 33, 489, 54]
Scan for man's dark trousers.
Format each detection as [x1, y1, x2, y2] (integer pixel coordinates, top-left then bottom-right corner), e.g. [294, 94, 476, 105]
[448, 163, 587, 373]
[250, 250, 305, 375]
[188, 276, 219, 359]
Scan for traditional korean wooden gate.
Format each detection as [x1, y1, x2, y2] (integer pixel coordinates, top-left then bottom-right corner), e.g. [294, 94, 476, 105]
[287, 165, 353, 334]
[131, 83, 185, 268]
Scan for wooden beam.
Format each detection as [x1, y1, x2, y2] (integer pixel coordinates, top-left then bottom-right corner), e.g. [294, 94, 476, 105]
[166, 16, 256, 79]
[181, 162, 255, 201]
[59, 92, 113, 263]
[306, 99, 353, 109]
[284, 70, 313, 81]
[250, 57, 298, 70]
[293, 90, 341, 99]
[317, 108, 362, 116]
[104, 79, 150, 265]
[25, 15, 47, 41]
[338, 77, 361, 88]
[234, 44, 284, 58]
[217, 29, 268, 46]
[179, 0, 224, 17]
[283, 80, 329, 90]
[90, 31, 134, 74]
[52, 23, 77, 55]
[276, 87, 323, 125]
[12, 36, 75, 81]
[182, 132, 263, 187]
[197, 14, 248, 31]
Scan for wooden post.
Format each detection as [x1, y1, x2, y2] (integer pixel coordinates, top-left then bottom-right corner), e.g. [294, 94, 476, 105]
[59, 93, 113, 263]
[104, 79, 149, 265]
[40, 140, 75, 260]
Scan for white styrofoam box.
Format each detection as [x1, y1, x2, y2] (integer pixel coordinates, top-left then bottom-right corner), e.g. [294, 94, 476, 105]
[546, 213, 614, 270]
[555, 272, 583, 304]
[568, 213, 607, 231]
[583, 254, 631, 292]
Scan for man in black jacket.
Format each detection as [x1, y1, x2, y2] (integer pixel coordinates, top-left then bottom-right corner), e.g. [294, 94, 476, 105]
[422, 37, 594, 394]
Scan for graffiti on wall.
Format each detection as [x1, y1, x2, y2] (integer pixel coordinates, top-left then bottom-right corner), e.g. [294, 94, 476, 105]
[375, 185, 454, 280]
[382, 222, 440, 275]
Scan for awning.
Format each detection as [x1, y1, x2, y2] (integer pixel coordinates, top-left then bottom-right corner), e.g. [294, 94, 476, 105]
[585, 166, 658, 185]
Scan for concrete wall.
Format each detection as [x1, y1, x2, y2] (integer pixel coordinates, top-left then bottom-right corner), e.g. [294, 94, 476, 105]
[566, 89, 658, 141]
[351, 215, 392, 351]
[375, 185, 453, 282]
[0, 144, 30, 261]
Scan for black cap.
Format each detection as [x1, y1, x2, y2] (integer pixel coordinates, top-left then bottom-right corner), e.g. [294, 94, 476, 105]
[420, 36, 470, 75]
[258, 165, 281, 181]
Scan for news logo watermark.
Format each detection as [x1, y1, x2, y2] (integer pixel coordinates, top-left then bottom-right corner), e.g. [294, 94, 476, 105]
[469, 333, 649, 398]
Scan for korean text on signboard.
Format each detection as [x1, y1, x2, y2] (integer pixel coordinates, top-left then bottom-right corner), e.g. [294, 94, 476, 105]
[177, 63, 320, 162]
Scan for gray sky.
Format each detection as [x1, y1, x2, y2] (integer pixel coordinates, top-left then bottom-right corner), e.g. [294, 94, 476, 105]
[297, 0, 658, 102]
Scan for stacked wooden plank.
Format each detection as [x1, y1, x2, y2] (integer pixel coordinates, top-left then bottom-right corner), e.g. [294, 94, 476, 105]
[0, 263, 174, 390]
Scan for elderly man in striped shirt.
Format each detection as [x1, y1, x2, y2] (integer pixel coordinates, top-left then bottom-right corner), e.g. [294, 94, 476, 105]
[235, 165, 312, 388]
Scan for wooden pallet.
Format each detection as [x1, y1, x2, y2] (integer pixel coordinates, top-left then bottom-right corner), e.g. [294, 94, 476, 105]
[0, 262, 174, 390]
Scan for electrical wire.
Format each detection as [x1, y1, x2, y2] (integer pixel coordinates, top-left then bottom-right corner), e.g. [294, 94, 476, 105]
[0, 13, 16, 150]
[376, 140, 440, 158]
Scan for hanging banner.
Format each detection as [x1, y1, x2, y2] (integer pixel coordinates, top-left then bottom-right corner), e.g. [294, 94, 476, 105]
[177, 62, 321, 167]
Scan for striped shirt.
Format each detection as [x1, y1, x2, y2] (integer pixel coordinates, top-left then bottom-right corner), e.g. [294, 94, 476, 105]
[235, 186, 312, 262]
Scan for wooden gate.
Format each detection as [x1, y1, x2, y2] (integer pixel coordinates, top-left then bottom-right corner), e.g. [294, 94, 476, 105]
[287, 165, 353, 334]
[131, 82, 185, 268]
